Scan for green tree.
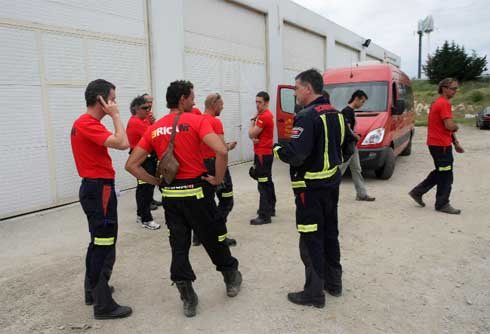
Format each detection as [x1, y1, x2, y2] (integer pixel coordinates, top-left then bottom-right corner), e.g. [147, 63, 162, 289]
[423, 41, 487, 83]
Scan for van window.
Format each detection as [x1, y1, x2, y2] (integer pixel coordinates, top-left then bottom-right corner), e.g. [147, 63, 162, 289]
[280, 88, 296, 114]
[397, 84, 414, 111]
[324, 82, 388, 112]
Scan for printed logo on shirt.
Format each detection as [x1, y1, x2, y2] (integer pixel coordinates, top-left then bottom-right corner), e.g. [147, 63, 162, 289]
[290, 126, 304, 139]
[151, 123, 190, 139]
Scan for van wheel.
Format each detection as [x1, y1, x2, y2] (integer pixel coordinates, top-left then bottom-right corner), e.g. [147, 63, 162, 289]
[375, 148, 395, 180]
[400, 134, 412, 156]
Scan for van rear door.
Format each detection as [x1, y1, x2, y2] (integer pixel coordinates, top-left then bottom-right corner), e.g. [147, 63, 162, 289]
[276, 85, 296, 142]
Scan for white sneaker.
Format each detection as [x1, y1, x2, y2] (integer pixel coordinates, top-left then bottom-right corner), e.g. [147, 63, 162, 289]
[136, 216, 142, 224]
[141, 220, 161, 230]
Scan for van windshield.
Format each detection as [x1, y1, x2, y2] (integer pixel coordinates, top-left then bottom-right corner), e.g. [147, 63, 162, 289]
[324, 82, 389, 112]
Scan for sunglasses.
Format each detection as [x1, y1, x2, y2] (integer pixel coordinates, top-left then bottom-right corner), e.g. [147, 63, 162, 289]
[140, 105, 151, 110]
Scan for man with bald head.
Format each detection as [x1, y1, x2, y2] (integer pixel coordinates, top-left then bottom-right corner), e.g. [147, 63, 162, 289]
[196, 93, 237, 247]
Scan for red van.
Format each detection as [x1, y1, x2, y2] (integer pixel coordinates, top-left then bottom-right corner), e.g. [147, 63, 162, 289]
[276, 63, 415, 179]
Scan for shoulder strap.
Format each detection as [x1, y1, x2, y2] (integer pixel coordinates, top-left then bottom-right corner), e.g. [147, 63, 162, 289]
[168, 112, 182, 152]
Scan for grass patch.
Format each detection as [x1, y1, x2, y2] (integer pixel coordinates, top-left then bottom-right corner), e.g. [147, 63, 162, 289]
[413, 78, 490, 126]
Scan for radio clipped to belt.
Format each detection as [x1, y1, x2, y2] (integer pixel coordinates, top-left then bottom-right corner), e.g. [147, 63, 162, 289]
[157, 112, 182, 185]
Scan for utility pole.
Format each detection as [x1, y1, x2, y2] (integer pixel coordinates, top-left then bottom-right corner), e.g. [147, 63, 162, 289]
[417, 16, 434, 79]
[418, 31, 423, 79]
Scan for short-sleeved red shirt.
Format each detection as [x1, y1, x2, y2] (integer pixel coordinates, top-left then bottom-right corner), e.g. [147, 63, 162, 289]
[137, 112, 214, 180]
[427, 96, 453, 146]
[71, 113, 114, 179]
[191, 107, 202, 115]
[254, 109, 274, 155]
[126, 116, 149, 149]
[200, 114, 224, 159]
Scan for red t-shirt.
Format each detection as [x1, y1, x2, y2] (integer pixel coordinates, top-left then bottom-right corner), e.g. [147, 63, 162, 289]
[191, 107, 202, 115]
[137, 112, 214, 180]
[200, 114, 224, 159]
[427, 96, 453, 146]
[127, 116, 150, 149]
[254, 109, 274, 155]
[71, 113, 114, 179]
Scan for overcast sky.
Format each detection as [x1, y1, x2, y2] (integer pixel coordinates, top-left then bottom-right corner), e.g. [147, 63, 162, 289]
[292, 0, 489, 78]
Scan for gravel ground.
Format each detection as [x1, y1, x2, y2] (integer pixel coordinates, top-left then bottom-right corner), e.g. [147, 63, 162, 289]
[1, 125, 489, 334]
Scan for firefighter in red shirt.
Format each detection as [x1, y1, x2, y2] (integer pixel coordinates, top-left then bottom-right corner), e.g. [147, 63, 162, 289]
[409, 78, 464, 214]
[142, 93, 163, 210]
[125, 81, 242, 318]
[248, 91, 277, 225]
[70, 79, 132, 319]
[197, 93, 237, 247]
[126, 95, 160, 230]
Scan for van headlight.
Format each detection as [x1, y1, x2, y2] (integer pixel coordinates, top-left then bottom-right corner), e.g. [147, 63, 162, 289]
[362, 128, 385, 145]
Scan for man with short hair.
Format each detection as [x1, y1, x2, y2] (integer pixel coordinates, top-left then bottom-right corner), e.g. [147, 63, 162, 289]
[340, 90, 375, 201]
[125, 80, 242, 318]
[126, 95, 161, 230]
[71, 79, 132, 319]
[141, 93, 162, 211]
[273, 69, 348, 308]
[248, 91, 276, 225]
[197, 93, 237, 247]
[409, 78, 464, 214]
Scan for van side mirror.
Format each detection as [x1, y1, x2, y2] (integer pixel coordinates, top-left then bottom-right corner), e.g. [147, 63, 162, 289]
[392, 100, 406, 115]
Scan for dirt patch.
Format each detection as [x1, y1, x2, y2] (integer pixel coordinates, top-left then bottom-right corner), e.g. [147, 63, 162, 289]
[1, 125, 489, 334]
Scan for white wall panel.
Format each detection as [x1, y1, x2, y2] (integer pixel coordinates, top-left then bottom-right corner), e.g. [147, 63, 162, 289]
[48, 87, 84, 200]
[184, 0, 265, 59]
[366, 54, 383, 63]
[0, 27, 40, 85]
[88, 39, 148, 89]
[0, 1, 149, 218]
[332, 42, 361, 68]
[0, 0, 145, 39]
[43, 34, 86, 82]
[183, 0, 267, 163]
[283, 22, 326, 83]
[0, 87, 52, 216]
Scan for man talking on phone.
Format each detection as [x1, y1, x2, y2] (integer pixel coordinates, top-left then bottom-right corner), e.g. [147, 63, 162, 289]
[197, 93, 238, 247]
[71, 79, 132, 319]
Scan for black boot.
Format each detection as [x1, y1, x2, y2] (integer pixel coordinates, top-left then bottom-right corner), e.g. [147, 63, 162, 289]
[223, 237, 237, 247]
[250, 216, 271, 225]
[287, 291, 325, 308]
[222, 270, 242, 297]
[85, 273, 115, 305]
[93, 276, 132, 320]
[175, 281, 199, 317]
[324, 267, 342, 297]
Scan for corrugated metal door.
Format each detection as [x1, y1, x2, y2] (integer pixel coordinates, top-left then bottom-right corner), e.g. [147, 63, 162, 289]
[332, 42, 361, 68]
[283, 22, 326, 84]
[183, 0, 267, 163]
[0, 0, 151, 219]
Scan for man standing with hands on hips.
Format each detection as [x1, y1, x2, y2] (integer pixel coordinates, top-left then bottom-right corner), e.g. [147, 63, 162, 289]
[409, 78, 464, 214]
[248, 91, 276, 225]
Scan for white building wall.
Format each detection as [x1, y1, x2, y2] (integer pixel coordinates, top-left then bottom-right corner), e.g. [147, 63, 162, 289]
[0, 0, 151, 219]
[283, 22, 326, 84]
[0, 0, 400, 218]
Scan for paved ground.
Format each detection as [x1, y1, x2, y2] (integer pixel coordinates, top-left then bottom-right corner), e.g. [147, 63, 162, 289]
[1, 125, 489, 334]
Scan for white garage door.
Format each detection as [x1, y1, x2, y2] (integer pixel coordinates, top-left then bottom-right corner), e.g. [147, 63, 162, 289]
[283, 22, 326, 84]
[332, 42, 361, 68]
[0, 0, 150, 219]
[366, 54, 383, 63]
[183, 0, 267, 163]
